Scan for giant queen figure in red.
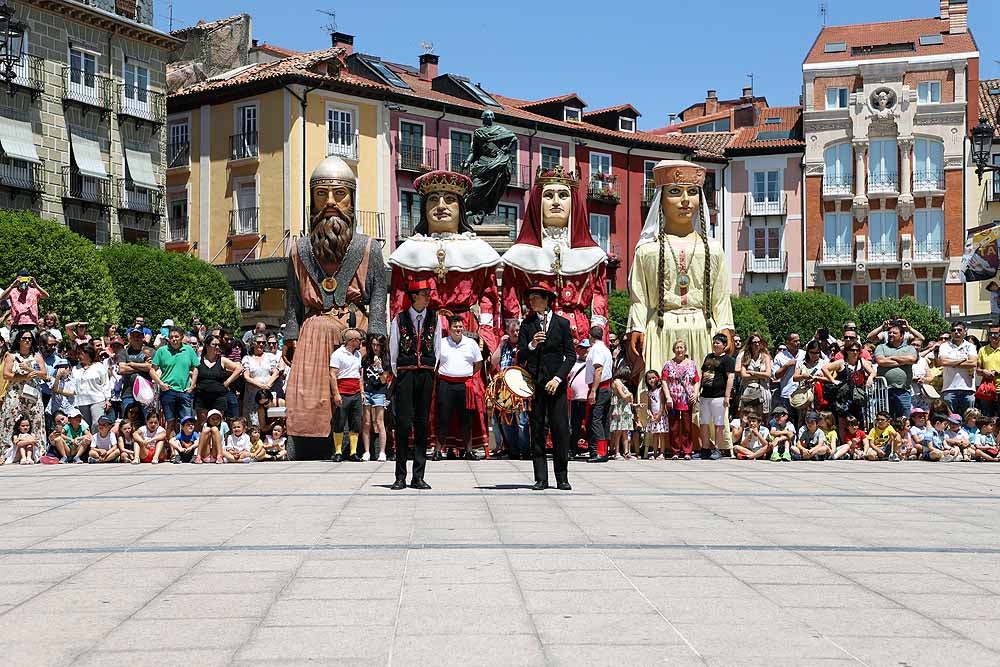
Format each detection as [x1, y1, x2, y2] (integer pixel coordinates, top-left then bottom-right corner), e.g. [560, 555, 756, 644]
[502, 165, 609, 342]
[388, 170, 501, 454]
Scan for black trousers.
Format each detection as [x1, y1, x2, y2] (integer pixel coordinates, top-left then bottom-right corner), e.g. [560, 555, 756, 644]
[437, 379, 471, 448]
[570, 399, 588, 451]
[395, 369, 433, 482]
[529, 387, 570, 485]
[588, 387, 612, 457]
[333, 392, 362, 438]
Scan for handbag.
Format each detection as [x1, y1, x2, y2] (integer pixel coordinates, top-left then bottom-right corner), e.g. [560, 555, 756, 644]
[19, 381, 40, 403]
[740, 381, 765, 405]
[977, 380, 998, 402]
[133, 375, 156, 406]
[789, 381, 814, 409]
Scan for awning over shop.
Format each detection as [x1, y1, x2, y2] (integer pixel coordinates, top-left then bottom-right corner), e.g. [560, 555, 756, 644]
[0, 113, 40, 164]
[68, 126, 108, 179]
[123, 145, 157, 188]
[216, 257, 288, 291]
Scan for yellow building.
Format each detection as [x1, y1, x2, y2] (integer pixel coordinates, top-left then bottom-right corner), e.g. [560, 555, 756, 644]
[966, 80, 1000, 319]
[166, 44, 385, 322]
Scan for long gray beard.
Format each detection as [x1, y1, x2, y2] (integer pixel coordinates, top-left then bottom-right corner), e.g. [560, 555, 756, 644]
[310, 212, 354, 265]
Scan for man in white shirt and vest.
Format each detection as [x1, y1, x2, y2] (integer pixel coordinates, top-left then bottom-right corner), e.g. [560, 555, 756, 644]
[586, 325, 613, 462]
[388, 279, 441, 489]
[329, 328, 364, 462]
[437, 315, 485, 460]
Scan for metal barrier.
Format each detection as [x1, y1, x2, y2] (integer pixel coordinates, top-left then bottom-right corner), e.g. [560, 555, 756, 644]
[862, 377, 889, 428]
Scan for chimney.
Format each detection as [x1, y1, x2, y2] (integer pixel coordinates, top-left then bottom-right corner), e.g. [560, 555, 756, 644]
[705, 89, 718, 115]
[419, 53, 439, 81]
[251, 39, 258, 48]
[944, 0, 968, 34]
[331, 31, 354, 55]
[668, 113, 677, 124]
[742, 86, 753, 99]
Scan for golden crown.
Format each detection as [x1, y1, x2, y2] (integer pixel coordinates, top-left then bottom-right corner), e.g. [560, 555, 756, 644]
[535, 164, 580, 188]
[652, 160, 706, 188]
[413, 170, 473, 197]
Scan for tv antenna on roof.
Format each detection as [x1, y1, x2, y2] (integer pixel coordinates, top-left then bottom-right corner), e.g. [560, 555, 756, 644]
[819, 1, 828, 26]
[421, 41, 435, 55]
[747, 72, 755, 94]
[317, 9, 337, 34]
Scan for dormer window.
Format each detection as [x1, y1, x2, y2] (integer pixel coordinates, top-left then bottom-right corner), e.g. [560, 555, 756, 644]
[564, 107, 582, 123]
[618, 117, 635, 133]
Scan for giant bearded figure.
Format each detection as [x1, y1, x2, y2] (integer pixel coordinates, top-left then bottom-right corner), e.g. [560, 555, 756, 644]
[502, 165, 608, 343]
[626, 159, 733, 386]
[388, 170, 501, 452]
[285, 156, 387, 451]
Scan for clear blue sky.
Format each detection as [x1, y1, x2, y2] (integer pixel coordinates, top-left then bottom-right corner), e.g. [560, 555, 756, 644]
[158, 0, 999, 129]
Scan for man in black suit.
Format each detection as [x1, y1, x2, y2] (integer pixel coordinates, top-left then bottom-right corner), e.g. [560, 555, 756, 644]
[517, 282, 576, 491]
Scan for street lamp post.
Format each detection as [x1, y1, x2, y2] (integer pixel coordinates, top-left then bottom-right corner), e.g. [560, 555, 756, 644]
[0, 0, 24, 95]
[971, 116, 999, 187]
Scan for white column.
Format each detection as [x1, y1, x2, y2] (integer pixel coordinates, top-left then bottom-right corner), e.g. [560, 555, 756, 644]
[852, 140, 869, 222]
[898, 137, 914, 219]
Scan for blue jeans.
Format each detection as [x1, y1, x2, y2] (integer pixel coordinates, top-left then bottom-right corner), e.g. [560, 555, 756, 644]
[887, 388, 912, 420]
[497, 411, 529, 456]
[942, 389, 974, 417]
[120, 396, 149, 420]
[161, 389, 193, 423]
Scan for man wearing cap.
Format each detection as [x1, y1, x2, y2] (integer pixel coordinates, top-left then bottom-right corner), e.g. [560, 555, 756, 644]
[518, 281, 576, 491]
[388, 170, 500, 456]
[586, 325, 613, 462]
[389, 279, 441, 489]
[284, 156, 387, 458]
[119, 327, 153, 418]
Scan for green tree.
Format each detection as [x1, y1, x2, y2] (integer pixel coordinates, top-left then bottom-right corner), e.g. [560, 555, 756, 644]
[854, 297, 949, 343]
[607, 289, 629, 339]
[731, 297, 772, 347]
[749, 290, 855, 344]
[99, 243, 239, 330]
[0, 210, 119, 325]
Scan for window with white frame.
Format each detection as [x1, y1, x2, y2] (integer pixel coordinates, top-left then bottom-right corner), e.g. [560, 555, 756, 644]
[824, 279, 853, 306]
[233, 104, 258, 159]
[564, 107, 581, 122]
[399, 121, 424, 169]
[826, 87, 850, 109]
[915, 278, 945, 314]
[232, 180, 257, 234]
[823, 143, 853, 193]
[823, 212, 852, 262]
[643, 160, 657, 201]
[618, 117, 635, 133]
[589, 152, 612, 177]
[868, 211, 898, 261]
[589, 213, 610, 252]
[751, 170, 780, 212]
[122, 61, 149, 110]
[327, 107, 354, 158]
[450, 130, 471, 171]
[914, 208, 944, 260]
[68, 48, 97, 100]
[917, 81, 942, 104]
[540, 146, 561, 170]
[399, 190, 421, 237]
[168, 197, 188, 242]
[869, 278, 898, 302]
[913, 138, 944, 190]
[167, 121, 189, 168]
[994, 154, 1000, 198]
[867, 139, 898, 192]
[750, 222, 781, 271]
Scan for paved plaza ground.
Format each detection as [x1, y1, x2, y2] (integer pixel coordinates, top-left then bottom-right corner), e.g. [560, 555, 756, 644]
[0, 460, 999, 666]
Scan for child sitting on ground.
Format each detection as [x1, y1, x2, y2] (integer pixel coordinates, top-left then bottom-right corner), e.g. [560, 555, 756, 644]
[891, 417, 912, 461]
[906, 407, 929, 460]
[199, 409, 229, 464]
[10, 415, 37, 465]
[835, 415, 867, 460]
[118, 420, 138, 464]
[768, 406, 795, 461]
[248, 424, 266, 461]
[169, 416, 200, 463]
[223, 417, 252, 463]
[734, 412, 770, 460]
[819, 411, 839, 456]
[866, 410, 896, 461]
[63, 408, 91, 464]
[88, 415, 121, 463]
[794, 411, 830, 460]
[135, 412, 167, 464]
[263, 423, 287, 461]
[922, 414, 958, 461]
[945, 414, 970, 461]
[973, 416, 998, 462]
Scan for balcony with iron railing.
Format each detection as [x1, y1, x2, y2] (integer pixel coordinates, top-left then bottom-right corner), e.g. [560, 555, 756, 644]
[327, 130, 359, 161]
[167, 216, 189, 243]
[450, 152, 471, 173]
[61, 166, 111, 206]
[867, 169, 898, 195]
[867, 239, 900, 265]
[818, 241, 854, 266]
[913, 169, 945, 193]
[507, 164, 533, 189]
[822, 174, 854, 198]
[230, 132, 259, 161]
[0, 157, 42, 192]
[167, 140, 190, 169]
[744, 193, 787, 216]
[118, 86, 165, 124]
[396, 143, 436, 172]
[587, 173, 620, 204]
[61, 67, 113, 110]
[356, 210, 385, 241]
[913, 239, 950, 263]
[991, 180, 1000, 203]
[11, 54, 43, 93]
[745, 251, 788, 274]
[117, 179, 163, 214]
[229, 207, 260, 235]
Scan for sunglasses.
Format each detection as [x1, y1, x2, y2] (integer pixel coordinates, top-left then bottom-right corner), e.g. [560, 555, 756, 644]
[990, 332, 1000, 337]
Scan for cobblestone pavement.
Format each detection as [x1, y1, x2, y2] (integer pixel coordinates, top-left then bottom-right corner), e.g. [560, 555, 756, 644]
[1, 459, 999, 666]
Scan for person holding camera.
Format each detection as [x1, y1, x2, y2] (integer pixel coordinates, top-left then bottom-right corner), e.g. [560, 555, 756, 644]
[866, 317, 924, 348]
[0, 272, 48, 336]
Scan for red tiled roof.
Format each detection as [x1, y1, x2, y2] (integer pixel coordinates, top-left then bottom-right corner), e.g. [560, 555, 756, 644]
[171, 14, 247, 36]
[804, 17, 977, 65]
[672, 109, 733, 131]
[583, 104, 641, 118]
[727, 106, 804, 151]
[979, 80, 1000, 137]
[252, 42, 301, 58]
[513, 93, 589, 110]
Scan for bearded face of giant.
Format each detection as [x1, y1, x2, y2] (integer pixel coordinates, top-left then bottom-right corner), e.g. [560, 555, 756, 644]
[310, 184, 355, 265]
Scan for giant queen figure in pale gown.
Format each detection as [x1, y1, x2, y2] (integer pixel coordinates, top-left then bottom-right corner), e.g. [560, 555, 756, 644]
[626, 159, 733, 396]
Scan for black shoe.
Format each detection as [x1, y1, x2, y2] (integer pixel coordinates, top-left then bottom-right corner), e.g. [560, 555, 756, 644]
[390, 479, 407, 490]
[557, 482, 572, 491]
[464, 451, 482, 461]
[331, 454, 343, 463]
[531, 481, 548, 491]
[410, 479, 431, 490]
[446, 448, 458, 460]
[348, 453, 361, 462]
[588, 457, 608, 463]
[387, 453, 396, 461]
[432, 451, 442, 461]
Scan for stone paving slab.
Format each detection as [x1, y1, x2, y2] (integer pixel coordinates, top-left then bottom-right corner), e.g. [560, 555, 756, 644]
[0, 459, 999, 665]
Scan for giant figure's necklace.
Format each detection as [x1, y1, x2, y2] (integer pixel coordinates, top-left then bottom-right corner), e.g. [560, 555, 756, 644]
[663, 234, 690, 289]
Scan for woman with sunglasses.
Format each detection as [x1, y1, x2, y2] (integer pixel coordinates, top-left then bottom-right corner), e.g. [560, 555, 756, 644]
[191, 334, 243, 432]
[735, 332, 772, 417]
[822, 341, 875, 435]
[0, 330, 47, 464]
[793, 340, 827, 414]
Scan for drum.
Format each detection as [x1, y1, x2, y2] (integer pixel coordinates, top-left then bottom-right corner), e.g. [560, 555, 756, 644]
[489, 365, 535, 424]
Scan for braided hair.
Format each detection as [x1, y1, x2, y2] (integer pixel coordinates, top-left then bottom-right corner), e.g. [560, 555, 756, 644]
[655, 187, 714, 332]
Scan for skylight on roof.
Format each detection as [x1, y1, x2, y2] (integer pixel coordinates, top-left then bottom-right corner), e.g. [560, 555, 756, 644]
[756, 130, 794, 141]
[824, 42, 847, 54]
[454, 78, 501, 107]
[851, 42, 916, 56]
[765, 117, 782, 125]
[919, 34, 945, 46]
[990, 88, 1000, 96]
[358, 56, 411, 90]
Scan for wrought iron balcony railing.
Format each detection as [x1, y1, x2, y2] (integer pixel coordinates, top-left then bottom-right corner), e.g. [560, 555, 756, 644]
[118, 86, 165, 124]
[118, 179, 163, 214]
[822, 174, 854, 196]
[229, 207, 260, 235]
[397, 213, 418, 240]
[867, 239, 900, 264]
[356, 210, 385, 241]
[167, 216, 189, 243]
[62, 66, 113, 110]
[230, 132, 259, 161]
[913, 169, 945, 192]
[11, 54, 43, 93]
[167, 140, 190, 169]
[818, 241, 854, 266]
[507, 164, 533, 189]
[745, 251, 788, 274]
[327, 130, 359, 161]
[396, 144, 436, 172]
[867, 170, 898, 195]
[913, 239, 949, 263]
[61, 166, 111, 205]
[0, 157, 42, 192]
[745, 193, 786, 216]
[587, 174, 620, 204]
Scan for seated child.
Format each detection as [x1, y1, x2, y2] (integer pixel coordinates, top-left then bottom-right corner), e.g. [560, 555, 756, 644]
[263, 423, 288, 461]
[794, 411, 830, 460]
[248, 425, 266, 462]
[768, 406, 795, 461]
[199, 409, 230, 464]
[866, 411, 896, 461]
[118, 420, 139, 465]
[973, 416, 998, 462]
[63, 408, 92, 464]
[835, 415, 867, 460]
[733, 413, 770, 460]
[906, 407, 929, 460]
[10, 415, 38, 465]
[223, 417, 252, 463]
[921, 414, 959, 462]
[819, 411, 839, 456]
[89, 415, 121, 463]
[945, 413, 970, 460]
[135, 413, 168, 464]
[169, 416, 200, 463]
[891, 417, 910, 462]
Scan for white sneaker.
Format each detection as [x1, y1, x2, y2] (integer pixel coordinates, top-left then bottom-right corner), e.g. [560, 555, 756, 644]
[377, 452, 387, 462]
[361, 451, 370, 462]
